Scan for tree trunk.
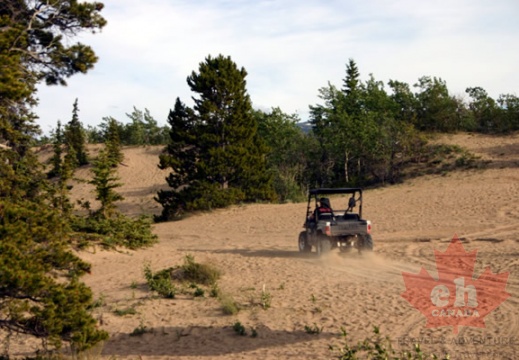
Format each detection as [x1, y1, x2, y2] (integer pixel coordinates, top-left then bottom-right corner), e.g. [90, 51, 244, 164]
[344, 151, 349, 183]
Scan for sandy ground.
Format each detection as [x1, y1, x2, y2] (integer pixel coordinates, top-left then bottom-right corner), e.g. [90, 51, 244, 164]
[12, 133, 519, 359]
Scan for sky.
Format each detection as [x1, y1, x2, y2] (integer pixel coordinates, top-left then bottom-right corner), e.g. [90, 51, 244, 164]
[35, 0, 519, 134]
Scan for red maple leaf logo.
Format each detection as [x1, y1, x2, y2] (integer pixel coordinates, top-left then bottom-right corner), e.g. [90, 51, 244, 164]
[401, 235, 510, 334]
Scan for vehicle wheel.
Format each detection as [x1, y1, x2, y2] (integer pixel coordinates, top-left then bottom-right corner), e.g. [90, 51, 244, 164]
[298, 231, 312, 253]
[359, 234, 374, 252]
[316, 237, 331, 257]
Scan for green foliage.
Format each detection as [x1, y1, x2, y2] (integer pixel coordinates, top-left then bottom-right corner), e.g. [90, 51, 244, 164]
[64, 99, 89, 167]
[129, 321, 150, 337]
[210, 283, 221, 298]
[143, 263, 177, 299]
[89, 148, 124, 218]
[123, 107, 168, 145]
[0, 199, 108, 352]
[331, 326, 449, 360]
[180, 255, 221, 286]
[220, 294, 240, 315]
[156, 54, 275, 220]
[103, 117, 124, 166]
[47, 121, 64, 178]
[232, 321, 247, 336]
[2, 1, 106, 85]
[193, 286, 205, 297]
[310, 62, 428, 187]
[260, 286, 271, 310]
[1, 1, 109, 356]
[304, 323, 323, 335]
[82, 109, 169, 145]
[71, 213, 158, 250]
[414, 77, 461, 133]
[142, 255, 220, 299]
[465, 87, 519, 133]
[113, 307, 138, 316]
[66, 141, 157, 250]
[255, 108, 309, 202]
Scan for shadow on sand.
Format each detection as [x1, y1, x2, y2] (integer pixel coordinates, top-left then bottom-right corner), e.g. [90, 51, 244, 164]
[101, 325, 334, 357]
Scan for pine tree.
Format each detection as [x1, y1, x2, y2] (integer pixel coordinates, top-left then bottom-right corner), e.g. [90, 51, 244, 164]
[156, 98, 198, 218]
[157, 55, 274, 220]
[1, 0, 108, 354]
[103, 117, 124, 167]
[48, 120, 64, 178]
[90, 148, 124, 219]
[64, 99, 89, 166]
[342, 58, 363, 116]
[0, 199, 108, 351]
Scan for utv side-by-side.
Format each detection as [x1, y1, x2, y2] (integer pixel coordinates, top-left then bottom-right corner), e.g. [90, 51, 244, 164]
[299, 188, 373, 256]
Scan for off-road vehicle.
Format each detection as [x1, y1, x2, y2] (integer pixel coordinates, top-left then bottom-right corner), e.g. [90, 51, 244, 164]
[298, 188, 373, 256]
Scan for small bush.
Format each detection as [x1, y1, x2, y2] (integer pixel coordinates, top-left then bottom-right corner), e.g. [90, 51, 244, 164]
[260, 286, 271, 310]
[220, 294, 240, 315]
[129, 321, 151, 337]
[210, 283, 220, 298]
[114, 307, 137, 316]
[142, 256, 221, 299]
[193, 286, 205, 297]
[143, 263, 176, 299]
[180, 255, 221, 286]
[232, 321, 247, 336]
[305, 323, 323, 335]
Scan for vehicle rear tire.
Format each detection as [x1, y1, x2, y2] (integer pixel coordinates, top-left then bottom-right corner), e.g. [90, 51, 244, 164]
[359, 234, 374, 252]
[316, 236, 331, 257]
[298, 231, 312, 253]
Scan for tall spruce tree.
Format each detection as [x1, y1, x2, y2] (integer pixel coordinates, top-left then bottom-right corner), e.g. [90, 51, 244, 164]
[90, 148, 124, 219]
[103, 117, 124, 167]
[64, 99, 89, 166]
[1, 0, 108, 354]
[48, 120, 64, 178]
[157, 54, 274, 220]
[342, 58, 363, 116]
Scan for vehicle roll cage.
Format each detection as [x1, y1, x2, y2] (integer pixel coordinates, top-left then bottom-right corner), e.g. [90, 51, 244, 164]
[306, 188, 363, 221]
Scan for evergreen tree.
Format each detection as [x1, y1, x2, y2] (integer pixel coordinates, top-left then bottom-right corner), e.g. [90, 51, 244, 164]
[342, 58, 364, 116]
[103, 117, 124, 167]
[156, 98, 198, 218]
[48, 120, 64, 178]
[157, 54, 274, 220]
[90, 149, 124, 219]
[0, 199, 109, 351]
[64, 99, 89, 166]
[1, 0, 108, 354]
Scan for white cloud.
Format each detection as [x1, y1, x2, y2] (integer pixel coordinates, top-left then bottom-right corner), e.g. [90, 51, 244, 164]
[35, 0, 519, 132]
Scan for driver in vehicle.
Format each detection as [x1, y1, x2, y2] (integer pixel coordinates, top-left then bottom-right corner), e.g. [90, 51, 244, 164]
[316, 197, 332, 216]
[308, 197, 334, 228]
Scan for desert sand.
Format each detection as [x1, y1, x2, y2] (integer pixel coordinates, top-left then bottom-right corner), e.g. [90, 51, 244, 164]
[12, 133, 519, 359]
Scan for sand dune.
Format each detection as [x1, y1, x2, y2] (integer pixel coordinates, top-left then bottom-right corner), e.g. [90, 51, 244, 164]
[16, 133, 519, 359]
